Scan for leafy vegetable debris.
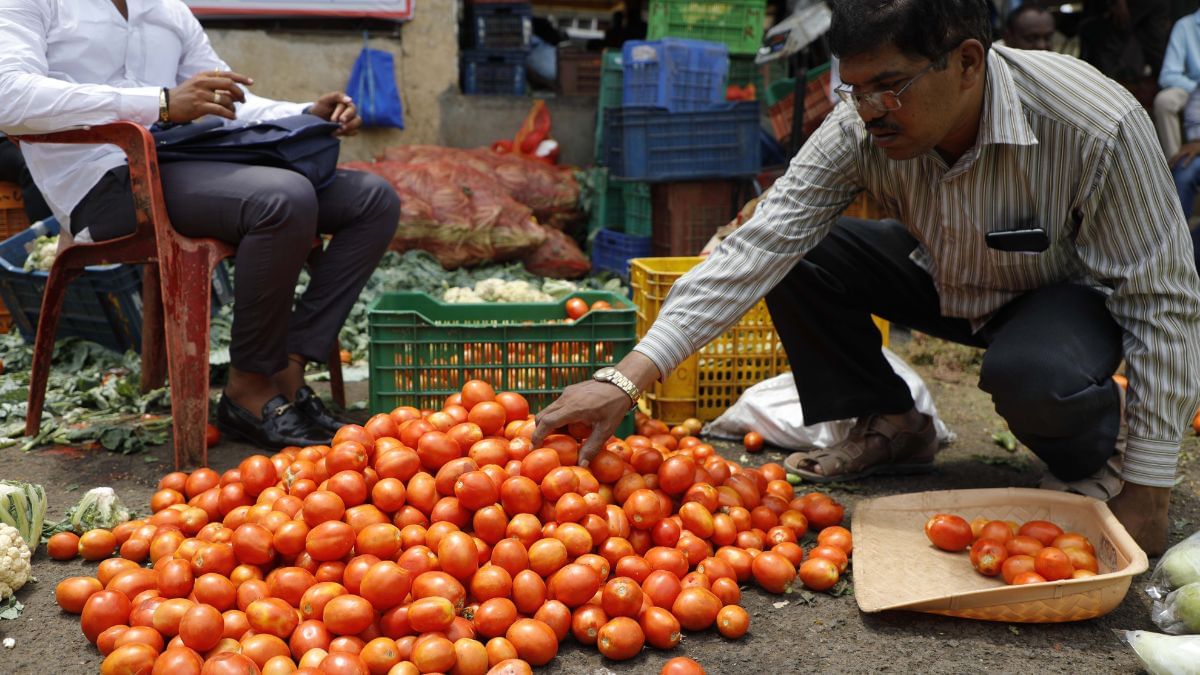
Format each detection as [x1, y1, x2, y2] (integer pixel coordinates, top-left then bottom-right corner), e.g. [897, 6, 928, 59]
[1, 250, 625, 453]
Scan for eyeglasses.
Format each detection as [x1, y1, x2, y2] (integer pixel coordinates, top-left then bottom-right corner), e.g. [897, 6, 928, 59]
[834, 60, 940, 113]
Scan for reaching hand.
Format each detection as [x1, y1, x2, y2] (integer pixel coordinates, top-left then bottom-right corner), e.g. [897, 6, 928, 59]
[168, 70, 253, 123]
[1170, 141, 1200, 169]
[533, 380, 632, 467]
[310, 91, 362, 137]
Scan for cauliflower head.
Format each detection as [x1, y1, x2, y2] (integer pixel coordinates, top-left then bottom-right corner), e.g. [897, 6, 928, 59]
[0, 523, 32, 601]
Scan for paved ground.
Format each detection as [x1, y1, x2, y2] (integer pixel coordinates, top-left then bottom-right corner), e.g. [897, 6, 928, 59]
[1, 335, 1195, 674]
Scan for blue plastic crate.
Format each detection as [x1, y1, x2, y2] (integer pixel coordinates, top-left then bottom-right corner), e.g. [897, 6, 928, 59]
[461, 49, 528, 96]
[592, 228, 652, 281]
[464, 3, 532, 50]
[622, 38, 728, 112]
[0, 219, 144, 352]
[0, 220, 235, 353]
[604, 102, 762, 181]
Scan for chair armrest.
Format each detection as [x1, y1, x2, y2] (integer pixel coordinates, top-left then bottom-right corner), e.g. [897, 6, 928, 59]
[13, 121, 168, 245]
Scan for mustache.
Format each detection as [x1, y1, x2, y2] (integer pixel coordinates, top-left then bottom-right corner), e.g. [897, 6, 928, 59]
[864, 119, 901, 134]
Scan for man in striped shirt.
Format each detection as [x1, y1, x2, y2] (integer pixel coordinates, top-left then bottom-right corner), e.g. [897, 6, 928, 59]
[536, 0, 1200, 555]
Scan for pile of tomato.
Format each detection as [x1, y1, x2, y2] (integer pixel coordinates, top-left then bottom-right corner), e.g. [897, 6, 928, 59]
[47, 380, 852, 675]
[924, 514, 1100, 585]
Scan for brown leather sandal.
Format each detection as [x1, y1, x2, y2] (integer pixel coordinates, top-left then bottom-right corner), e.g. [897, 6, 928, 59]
[784, 413, 939, 483]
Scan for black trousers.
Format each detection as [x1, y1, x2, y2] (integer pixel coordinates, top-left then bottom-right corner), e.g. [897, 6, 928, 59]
[0, 138, 52, 222]
[71, 162, 399, 375]
[765, 218, 1125, 482]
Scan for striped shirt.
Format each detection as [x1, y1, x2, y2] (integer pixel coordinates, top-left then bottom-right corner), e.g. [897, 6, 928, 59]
[635, 46, 1200, 489]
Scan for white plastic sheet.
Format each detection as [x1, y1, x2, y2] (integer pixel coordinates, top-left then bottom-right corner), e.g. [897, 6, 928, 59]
[702, 348, 954, 449]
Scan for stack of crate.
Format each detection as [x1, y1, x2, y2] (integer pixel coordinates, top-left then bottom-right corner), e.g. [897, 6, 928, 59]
[460, 1, 533, 96]
[590, 38, 762, 280]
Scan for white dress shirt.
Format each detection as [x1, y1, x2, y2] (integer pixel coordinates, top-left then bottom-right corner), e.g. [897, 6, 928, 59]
[0, 0, 307, 230]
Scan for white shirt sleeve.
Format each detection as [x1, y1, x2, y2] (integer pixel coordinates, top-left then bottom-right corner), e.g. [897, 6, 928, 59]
[0, 1, 160, 134]
[174, 6, 309, 124]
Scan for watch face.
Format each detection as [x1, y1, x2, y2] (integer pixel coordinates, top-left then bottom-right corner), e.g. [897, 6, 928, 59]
[594, 367, 615, 381]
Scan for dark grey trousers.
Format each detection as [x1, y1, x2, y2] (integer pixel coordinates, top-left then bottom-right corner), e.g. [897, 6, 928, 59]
[71, 161, 399, 375]
[765, 217, 1125, 482]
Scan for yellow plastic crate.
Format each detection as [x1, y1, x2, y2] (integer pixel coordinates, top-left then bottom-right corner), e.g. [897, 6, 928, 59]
[630, 256, 889, 424]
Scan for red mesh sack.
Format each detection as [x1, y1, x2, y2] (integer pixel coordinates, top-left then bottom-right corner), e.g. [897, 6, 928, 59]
[521, 225, 590, 279]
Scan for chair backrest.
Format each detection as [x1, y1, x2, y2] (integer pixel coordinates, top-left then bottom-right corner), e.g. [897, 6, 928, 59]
[13, 122, 171, 252]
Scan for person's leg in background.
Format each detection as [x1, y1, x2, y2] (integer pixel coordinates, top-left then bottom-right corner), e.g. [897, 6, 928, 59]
[1155, 87, 1190, 158]
[975, 284, 1125, 487]
[273, 169, 399, 431]
[0, 137, 51, 223]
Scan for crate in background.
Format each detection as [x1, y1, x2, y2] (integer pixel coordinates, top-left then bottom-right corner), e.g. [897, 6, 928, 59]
[622, 38, 728, 112]
[368, 290, 637, 435]
[647, 0, 768, 56]
[623, 181, 652, 237]
[766, 63, 834, 144]
[727, 55, 763, 96]
[586, 167, 625, 234]
[591, 228, 652, 281]
[650, 180, 746, 257]
[594, 49, 624, 164]
[631, 256, 889, 423]
[604, 102, 760, 181]
[463, 2, 533, 50]
[0, 182, 30, 332]
[461, 49, 528, 96]
[558, 48, 603, 96]
[0, 219, 144, 352]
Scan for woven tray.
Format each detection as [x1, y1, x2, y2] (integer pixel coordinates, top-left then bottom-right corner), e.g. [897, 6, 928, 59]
[852, 488, 1148, 622]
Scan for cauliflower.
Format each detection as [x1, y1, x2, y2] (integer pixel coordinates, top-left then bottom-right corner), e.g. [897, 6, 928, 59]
[443, 287, 484, 303]
[472, 278, 508, 301]
[475, 279, 551, 303]
[0, 523, 32, 601]
[22, 234, 59, 272]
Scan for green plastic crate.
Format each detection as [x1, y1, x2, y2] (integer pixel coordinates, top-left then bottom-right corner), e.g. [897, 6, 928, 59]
[368, 291, 636, 435]
[587, 167, 626, 235]
[595, 50, 623, 165]
[623, 181, 652, 237]
[728, 55, 763, 95]
[648, 0, 767, 56]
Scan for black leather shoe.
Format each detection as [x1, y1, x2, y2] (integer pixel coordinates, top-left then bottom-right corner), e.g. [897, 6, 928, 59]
[216, 394, 333, 449]
[294, 385, 356, 435]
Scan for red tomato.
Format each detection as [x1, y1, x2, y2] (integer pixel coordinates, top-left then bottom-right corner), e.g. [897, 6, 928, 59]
[1034, 547, 1075, 581]
[743, 431, 764, 453]
[969, 538, 1009, 577]
[564, 298, 589, 320]
[596, 616, 644, 660]
[1018, 520, 1065, 547]
[924, 514, 973, 551]
[205, 423, 220, 449]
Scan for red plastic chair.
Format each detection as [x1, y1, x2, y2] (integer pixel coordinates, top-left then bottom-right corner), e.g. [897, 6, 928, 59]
[15, 121, 345, 468]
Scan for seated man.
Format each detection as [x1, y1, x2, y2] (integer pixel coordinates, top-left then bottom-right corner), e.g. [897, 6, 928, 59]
[1167, 86, 1200, 271]
[535, 0, 1200, 556]
[0, 0, 400, 449]
[1154, 8, 1200, 158]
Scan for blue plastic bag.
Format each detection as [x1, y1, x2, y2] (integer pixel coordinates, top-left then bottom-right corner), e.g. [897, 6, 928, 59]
[345, 34, 404, 129]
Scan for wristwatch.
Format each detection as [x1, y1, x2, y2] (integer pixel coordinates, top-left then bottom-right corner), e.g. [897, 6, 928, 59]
[593, 367, 640, 410]
[158, 88, 171, 124]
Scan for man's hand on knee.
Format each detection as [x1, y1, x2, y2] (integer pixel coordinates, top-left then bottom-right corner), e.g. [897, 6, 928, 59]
[1108, 483, 1172, 556]
[310, 91, 361, 137]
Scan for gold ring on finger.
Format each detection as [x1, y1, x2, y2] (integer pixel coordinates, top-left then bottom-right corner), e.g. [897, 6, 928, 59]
[213, 91, 221, 104]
